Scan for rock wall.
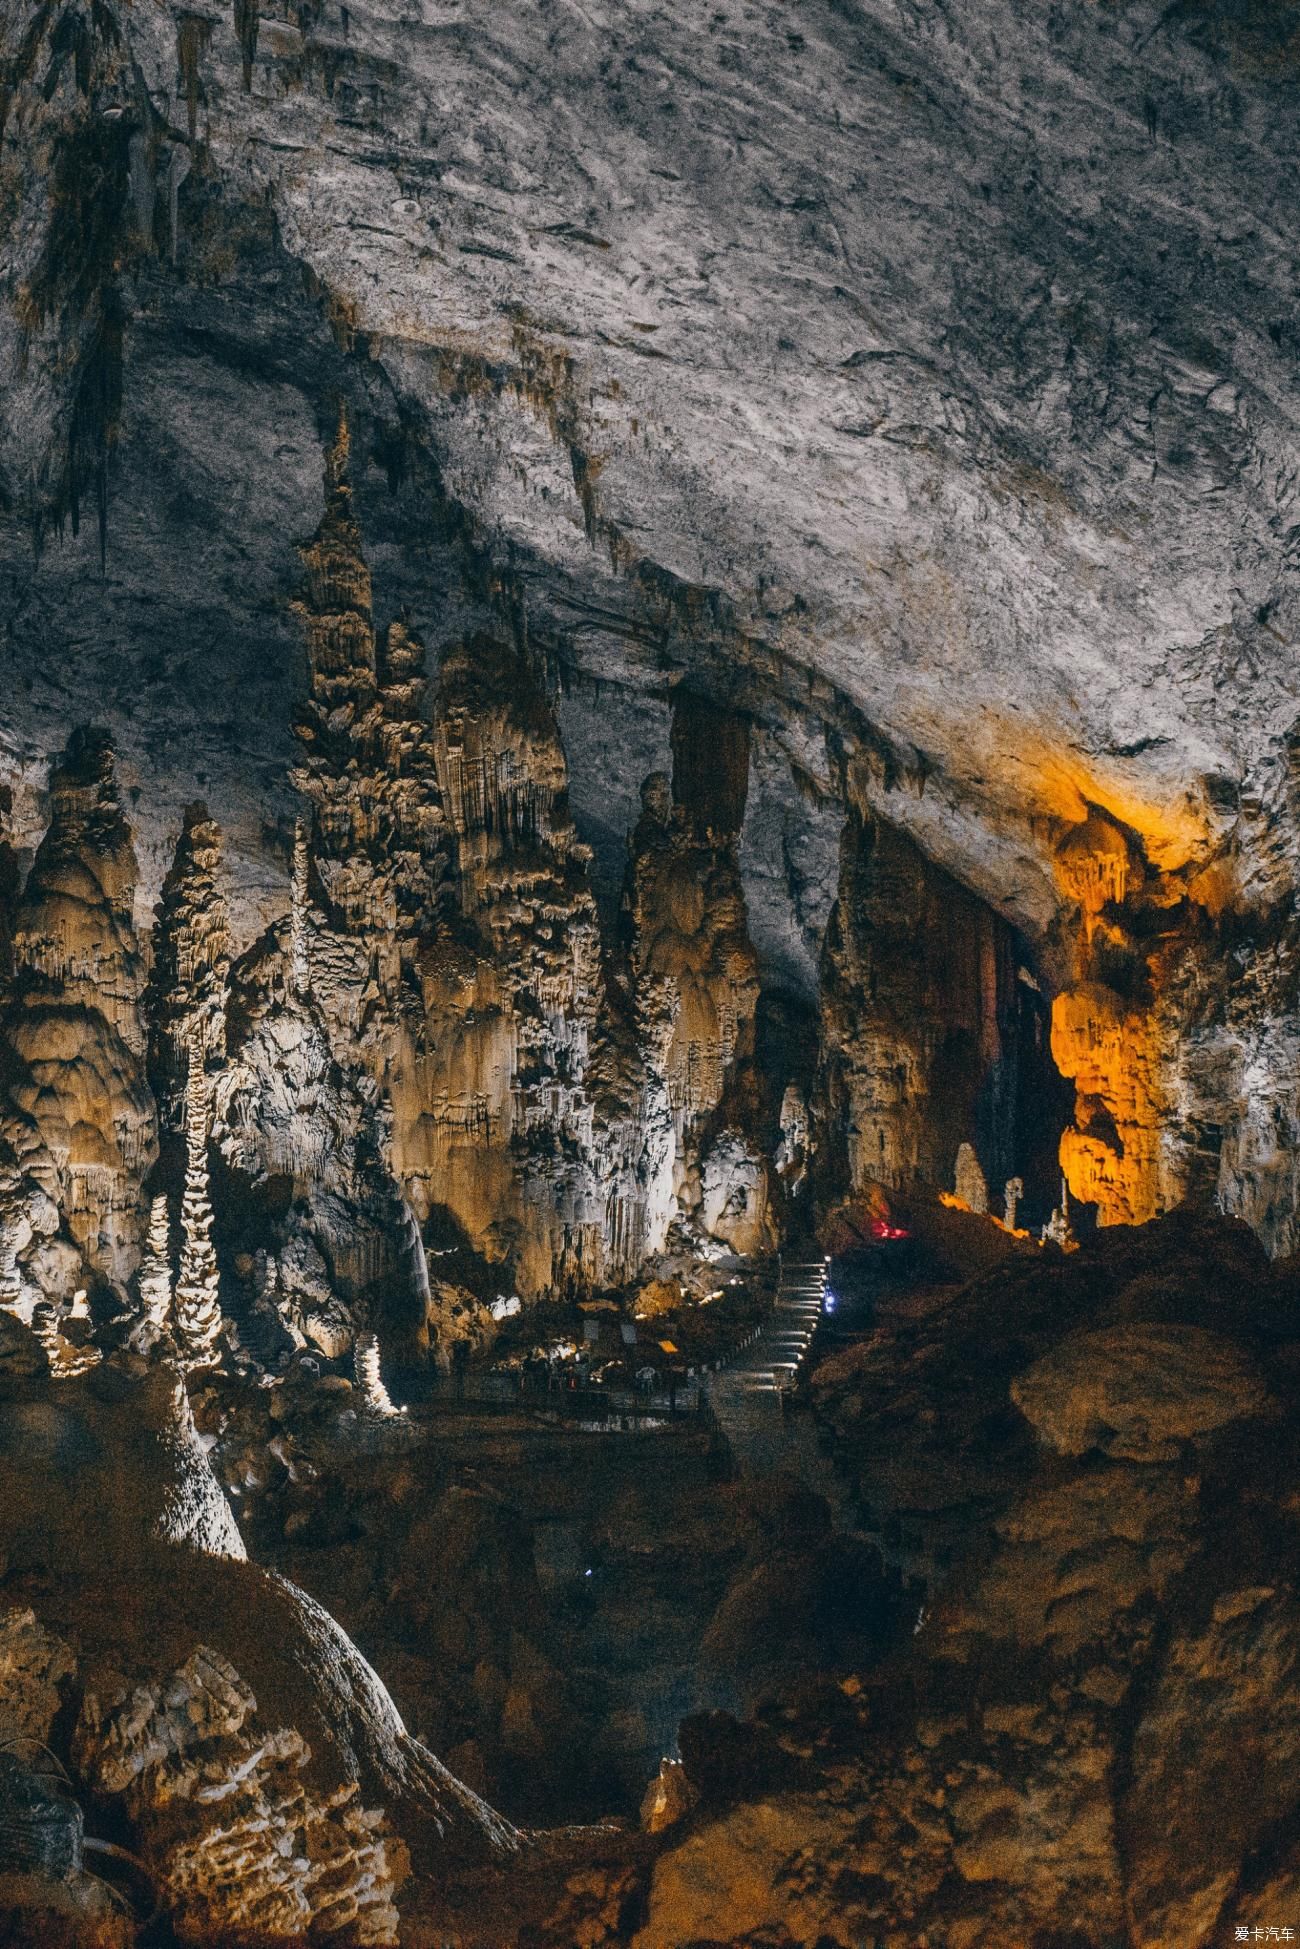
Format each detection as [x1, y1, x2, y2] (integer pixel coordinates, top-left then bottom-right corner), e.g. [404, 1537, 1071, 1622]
[6, 0, 1300, 1270]
[1046, 804, 1300, 1253]
[813, 806, 1053, 1212]
[619, 696, 773, 1256]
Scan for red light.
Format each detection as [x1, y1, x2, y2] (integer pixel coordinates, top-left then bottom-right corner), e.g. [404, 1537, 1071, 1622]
[869, 1217, 910, 1241]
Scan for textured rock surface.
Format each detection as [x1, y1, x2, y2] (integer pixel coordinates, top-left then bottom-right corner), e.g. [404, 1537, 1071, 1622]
[77, 1642, 407, 1944]
[1124, 1584, 1300, 1948]
[0, 1604, 76, 1745]
[610, 1208, 1300, 1948]
[1011, 1318, 1278, 1461]
[0, 729, 157, 1295]
[4, 0, 1300, 1251]
[6, 24, 1300, 1935]
[813, 809, 1057, 1205]
[0, 1334, 519, 1923]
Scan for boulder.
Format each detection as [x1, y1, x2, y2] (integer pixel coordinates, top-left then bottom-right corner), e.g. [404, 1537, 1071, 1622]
[1011, 1322, 1277, 1462]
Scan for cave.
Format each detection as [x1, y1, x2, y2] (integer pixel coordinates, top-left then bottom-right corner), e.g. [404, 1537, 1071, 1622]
[1, 0, 1299, 1942]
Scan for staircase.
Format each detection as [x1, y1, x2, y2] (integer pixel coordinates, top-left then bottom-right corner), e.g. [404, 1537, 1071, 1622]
[704, 1254, 855, 1524]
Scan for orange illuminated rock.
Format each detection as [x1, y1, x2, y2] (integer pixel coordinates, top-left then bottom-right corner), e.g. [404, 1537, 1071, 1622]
[1050, 984, 1169, 1227]
[1054, 811, 1134, 944]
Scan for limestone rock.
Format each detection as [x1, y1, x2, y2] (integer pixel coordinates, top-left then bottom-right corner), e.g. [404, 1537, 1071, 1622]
[0, 1608, 76, 1747]
[639, 1758, 695, 1836]
[0, 1870, 131, 1949]
[632, 1793, 858, 1949]
[0, 1309, 49, 1383]
[813, 810, 1054, 1209]
[697, 1129, 776, 1258]
[0, 1364, 520, 1874]
[949, 1464, 1199, 1662]
[2, 730, 157, 1292]
[1124, 1586, 1300, 1948]
[953, 1142, 989, 1214]
[134, 1194, 174, 1347]
[174, 1053, 225, 1373]
[1010, 1322, 1277, 1462]
[76, 1643, 407, 1945]
[146, 803, 233, 1128]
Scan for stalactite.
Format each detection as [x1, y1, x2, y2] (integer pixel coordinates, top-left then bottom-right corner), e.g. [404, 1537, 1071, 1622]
[1055, 812, 1133, 946]
[233, 0, 259, 87]
[168, 143, 191, 266]
[175, 1048, 224, 1371]
[175, 15, 212, 142]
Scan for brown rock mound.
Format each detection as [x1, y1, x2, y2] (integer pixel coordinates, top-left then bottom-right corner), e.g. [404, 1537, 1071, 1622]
[1011, 1321, 1278, 1461]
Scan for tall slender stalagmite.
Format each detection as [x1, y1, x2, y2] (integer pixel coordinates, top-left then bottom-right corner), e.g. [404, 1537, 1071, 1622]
[138, 1194, 173, 1333]
[175, 1048, 223, 1370]
[354, 1328, 398, 1418]
[290, 819, 312, 1000]
[146, 803, 232, 1130]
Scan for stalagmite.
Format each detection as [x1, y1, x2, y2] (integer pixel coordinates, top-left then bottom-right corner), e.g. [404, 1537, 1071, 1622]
[0, 1225, 22, 1309]
[354, 1329, 398, 1418]
[289, 818, 312, 1000]
[1042, 1178, 1078, 1251]
[175, 1049, 224, 1371]
[138, 1194, 173, 1332]
[1003, 1176, 1024, 1232]
[954, 1142, 989, 1214]
[146, 803, 233, 1129]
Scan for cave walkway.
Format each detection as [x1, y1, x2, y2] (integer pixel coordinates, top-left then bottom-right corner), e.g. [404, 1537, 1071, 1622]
[703, 1256, 858, 1530]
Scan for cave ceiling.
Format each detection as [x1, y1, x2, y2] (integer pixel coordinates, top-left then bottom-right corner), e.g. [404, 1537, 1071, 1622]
[2, 0, 1299, 972]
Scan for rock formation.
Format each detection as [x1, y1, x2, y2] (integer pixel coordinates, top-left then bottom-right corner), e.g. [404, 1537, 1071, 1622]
[137, 1192, 173, 1337]
[615, 1209, 1300, 1949]
[1002, 1175, 1023, 1231]
[354, 1329, 398, 1420]
[6, 6, 1300, 1941]
[175, 1049, 224, 1371]
[953, 1141, 989, 1214]
[814, 808, 1053, 1213]
[0, 1329, 518, 1938]
[146, 802, 232, 1128]
[275, 423, 776, 1305]
[75, 1642, 406, 1944]
[1, 729, 157, 1295]
[616, 694, 775, 1258]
